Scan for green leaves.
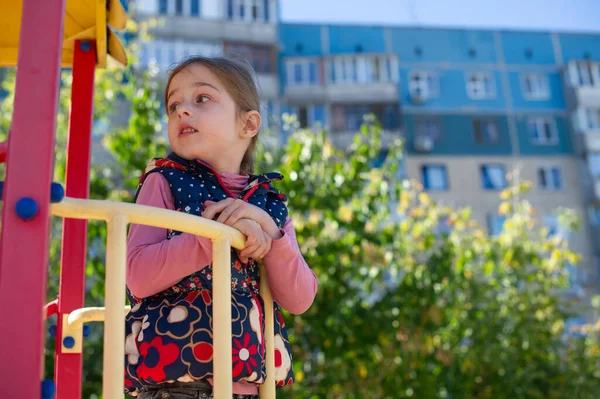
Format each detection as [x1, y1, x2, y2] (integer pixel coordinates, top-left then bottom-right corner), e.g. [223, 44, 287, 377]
[266, 123, 600, 398]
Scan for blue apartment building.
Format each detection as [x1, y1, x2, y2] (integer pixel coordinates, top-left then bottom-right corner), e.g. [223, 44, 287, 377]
[131, 0, 599, 302]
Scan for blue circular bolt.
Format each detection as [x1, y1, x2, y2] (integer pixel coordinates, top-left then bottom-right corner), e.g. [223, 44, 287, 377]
[50, 182, 64, 203]
[63, 336, 75, 349]
[41, 379, 56, 399]
[15, 197, 38, 220]
[83, 324, 91, 337]
[80, 41, 91, 52]
[48, 325, 56, 337]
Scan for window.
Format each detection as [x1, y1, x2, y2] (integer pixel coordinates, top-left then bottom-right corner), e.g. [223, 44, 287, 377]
[415, 118, 441, 141]
[473, 119, 499, 143]
[529, 117, 558, 145]
[522, 73, 550, 100]
[191, 0, 200, 16]
[585, 108, 600, 130]
[308, 62, 317, 84]
[175, 0, 183, 15]
[286, 105, 326, 130]
[331, 104, 399, 132]
[466, 72, 495, 99]
[226, 44, 273, 73]
[589, 153, 600, 178]
[538, 167, 562, 190]
[159, 0, 168, 14]
[422, 165, 449, 191]
[227, 0, 233, 18]
[487, 214, 506, 236]
[328, 55, 398, 84]
[296, 106, 307, 129]
[332, 104, 400, 132]
[226, 0, 267, 22]
[481, 165, 507, 190]
[286, 59, 320, 86]
[568, 60, 600, 87]
[409, 71, 438, 99]
[263, 0, 270, 21]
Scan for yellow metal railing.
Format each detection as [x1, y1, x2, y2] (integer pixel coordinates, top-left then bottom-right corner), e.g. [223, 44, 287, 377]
[51, 197, 277, 399]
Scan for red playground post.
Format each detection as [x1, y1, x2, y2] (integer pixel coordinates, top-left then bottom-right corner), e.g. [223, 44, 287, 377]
[54, 40, 97, 399]
[0, 0, 67, 398]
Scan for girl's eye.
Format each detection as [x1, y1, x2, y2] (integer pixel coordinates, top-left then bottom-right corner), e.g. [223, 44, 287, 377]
[197, 95, 210, 103]
[168, 103, 179, 113]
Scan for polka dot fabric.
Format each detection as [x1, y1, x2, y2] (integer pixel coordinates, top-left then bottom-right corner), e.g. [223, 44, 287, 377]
[124, 153, 294, 396]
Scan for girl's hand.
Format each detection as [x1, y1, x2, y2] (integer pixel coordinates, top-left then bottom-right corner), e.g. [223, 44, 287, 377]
[203, 198, 266, 226]
[232, 219, 272, 263]
[203, 199, 282, 240]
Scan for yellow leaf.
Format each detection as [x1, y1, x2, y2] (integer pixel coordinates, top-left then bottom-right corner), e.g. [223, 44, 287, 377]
[498, 202, 510, 215]
[358, 364, 368, 378]
[338, 206, 353, 222]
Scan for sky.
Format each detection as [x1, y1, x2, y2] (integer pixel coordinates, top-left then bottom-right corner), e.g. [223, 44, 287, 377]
[280, 0, 600, 33]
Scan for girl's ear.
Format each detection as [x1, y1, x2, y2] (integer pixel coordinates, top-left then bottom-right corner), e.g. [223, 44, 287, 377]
[240, 110, 262, 138]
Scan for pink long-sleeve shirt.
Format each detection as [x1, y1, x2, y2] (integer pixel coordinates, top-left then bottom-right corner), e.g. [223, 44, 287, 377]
[127, 171, 318, 394]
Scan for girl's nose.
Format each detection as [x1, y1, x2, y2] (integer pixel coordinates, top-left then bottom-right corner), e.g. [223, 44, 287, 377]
[177, 104, 193, 117]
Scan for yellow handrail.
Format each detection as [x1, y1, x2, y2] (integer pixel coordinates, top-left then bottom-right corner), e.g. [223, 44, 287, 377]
[51, 197, 277, 399]
[67, 306, 131, 325]
[52, 197, 246, 248]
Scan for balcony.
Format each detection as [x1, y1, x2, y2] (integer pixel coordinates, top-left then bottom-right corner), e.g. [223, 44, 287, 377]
[283, 85, 328, 102]
[256, 73, 278, 99]
[329, 129, 402, 150]
[147, 16, 277, 45]
[285, 82, 398, 103]
[575, 130, 600, 154]
[326, 83, 398, 104]
[569, 85, 600, 109]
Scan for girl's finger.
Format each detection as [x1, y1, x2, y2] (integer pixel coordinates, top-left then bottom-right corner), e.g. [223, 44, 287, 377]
[243, 233, 257, 248]
[202, 198, 232, 220]
[216, 202, 240, 224]
[240, 241, 261, 259]
[222, 207, 249, 227]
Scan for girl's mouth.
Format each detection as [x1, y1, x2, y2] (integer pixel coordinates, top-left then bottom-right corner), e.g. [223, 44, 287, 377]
[180, 124, 198, 136]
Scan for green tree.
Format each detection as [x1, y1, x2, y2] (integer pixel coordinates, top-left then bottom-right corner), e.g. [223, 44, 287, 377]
[259, 119, 600, 399]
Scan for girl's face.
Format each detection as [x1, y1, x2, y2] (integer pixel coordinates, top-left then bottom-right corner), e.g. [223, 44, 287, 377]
[165, 63, 257, 173]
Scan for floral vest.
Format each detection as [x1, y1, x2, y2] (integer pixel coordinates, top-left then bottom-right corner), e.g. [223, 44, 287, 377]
[123, 153, 294, 396]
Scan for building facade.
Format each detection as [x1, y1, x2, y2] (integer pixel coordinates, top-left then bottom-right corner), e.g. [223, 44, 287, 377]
[130, 0, 600, 303]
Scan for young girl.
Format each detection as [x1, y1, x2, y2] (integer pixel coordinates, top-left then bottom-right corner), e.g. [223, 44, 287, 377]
[123, 56, 318, 398]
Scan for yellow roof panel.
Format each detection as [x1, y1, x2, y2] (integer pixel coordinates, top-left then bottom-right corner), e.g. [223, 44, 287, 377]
[0, 0, 128, 68]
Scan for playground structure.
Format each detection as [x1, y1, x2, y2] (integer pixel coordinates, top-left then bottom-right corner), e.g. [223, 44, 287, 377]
[0, 1, 278, 398]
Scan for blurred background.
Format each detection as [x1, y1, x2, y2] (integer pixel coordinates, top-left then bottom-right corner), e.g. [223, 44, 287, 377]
[126, 0, 600, 302]
[2, 0, 600, 397]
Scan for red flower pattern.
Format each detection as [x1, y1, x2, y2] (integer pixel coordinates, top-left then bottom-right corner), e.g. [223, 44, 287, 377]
[137, 336, 179, 382]
[232, 332, 259, 378]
